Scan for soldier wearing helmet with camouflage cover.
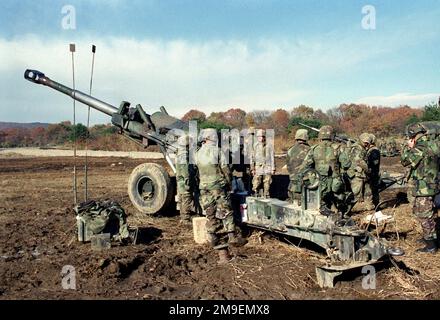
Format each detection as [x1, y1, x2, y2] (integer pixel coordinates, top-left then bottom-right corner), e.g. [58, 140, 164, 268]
[343, 133, 370, 212]
[195, 128, 247, 263]
[251, 129, 275, 198]
[401, 123, 440, 253]
[175, 132, 197, 223]
[363, 133, 381, 210]
[300, 125, 351, 215]
[286, 128, 310, 204]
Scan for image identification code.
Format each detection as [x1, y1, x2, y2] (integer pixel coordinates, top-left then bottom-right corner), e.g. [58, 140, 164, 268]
[169, 304, 270, 317]
[213, 304, 270, 315]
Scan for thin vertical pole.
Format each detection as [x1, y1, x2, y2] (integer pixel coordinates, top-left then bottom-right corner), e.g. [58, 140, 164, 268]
[70, 43, 78, 205]
[84, 44, 96, 201]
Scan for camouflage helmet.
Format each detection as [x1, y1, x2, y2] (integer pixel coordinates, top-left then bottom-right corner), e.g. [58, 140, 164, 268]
[256, 129, 265, 137]
[295, 129, 309, 141]
[406, 123, 426, 139]
[359, 133, 371, 144]
[318, 125, 334, 140]
[199, 128, 218, 142]
[369, 133, 377, 145]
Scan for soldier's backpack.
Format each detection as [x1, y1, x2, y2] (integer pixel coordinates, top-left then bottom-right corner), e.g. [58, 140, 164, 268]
[74, 199, 130, 242]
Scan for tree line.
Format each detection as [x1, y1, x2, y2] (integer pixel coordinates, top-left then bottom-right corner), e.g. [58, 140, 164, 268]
[182, 102, 439, 138]
[1, 101, 439, 151]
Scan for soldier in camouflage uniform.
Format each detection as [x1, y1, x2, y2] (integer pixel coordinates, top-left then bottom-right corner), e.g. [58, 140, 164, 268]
[388, 138, 398, 155]
[364, 133, 381, 210]
[344, 133, 370, 212]
[251, 129, 275, 198]
[301, 125, 351, 215]
[401, 123, 440, 253]
[176, 133, 197, 223]
[195, 128, 247, 263]
[286, 129, 310, 204]
[381, 137, 399, 156]
[400, 137, 416, 204]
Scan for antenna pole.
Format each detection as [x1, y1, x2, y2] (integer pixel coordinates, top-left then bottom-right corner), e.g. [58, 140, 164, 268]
[70, 43, 78, 205]
[84, 44, 96, 201]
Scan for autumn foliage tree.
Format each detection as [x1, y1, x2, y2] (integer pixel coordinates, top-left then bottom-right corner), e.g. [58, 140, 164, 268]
[222, 108, 246, 128]
[271, 109, 290, 134]
[1, 102, 427, 150]
[330, 104, 422, 136]
[29, 127, 47, 146]
[291, 105, 315, 119]
[181, 109, 207, 122]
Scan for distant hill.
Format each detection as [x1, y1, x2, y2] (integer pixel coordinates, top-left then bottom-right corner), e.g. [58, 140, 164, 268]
[0, 122, 50, 130]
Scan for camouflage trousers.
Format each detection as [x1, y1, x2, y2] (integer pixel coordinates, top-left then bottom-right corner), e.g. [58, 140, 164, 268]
[176, 171, 195, 219]
[252, 174, 272, 197]
[319, 176, 345, 211]
[413, 196, 438, 240]
[407, 180, 416, 203]
[178, 191, 194, 219]
[349, 177, 365, 202]
[200, 188, 235, 249]
[288, 179, 301, 203]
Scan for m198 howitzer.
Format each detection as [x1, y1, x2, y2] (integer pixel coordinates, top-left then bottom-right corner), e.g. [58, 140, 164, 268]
[298, 123, 356, 144]
[24, 69, 186, 215]
[25, 69, 405, 288]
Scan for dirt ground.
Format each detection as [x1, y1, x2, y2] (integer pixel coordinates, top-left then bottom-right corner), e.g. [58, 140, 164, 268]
[0, 154, 439, 300]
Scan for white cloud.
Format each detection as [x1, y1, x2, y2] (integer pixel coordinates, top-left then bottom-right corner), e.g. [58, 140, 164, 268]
[357, 93, 439, 107]
[0, 25, 437, 124]
[0, 35, 348, 123]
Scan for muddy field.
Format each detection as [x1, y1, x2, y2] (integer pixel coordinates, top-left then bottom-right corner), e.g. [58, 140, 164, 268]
[0, 154, 439, 300]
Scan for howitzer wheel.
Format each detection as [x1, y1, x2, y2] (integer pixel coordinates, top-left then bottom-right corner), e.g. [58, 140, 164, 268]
[128, 163, 174, 215]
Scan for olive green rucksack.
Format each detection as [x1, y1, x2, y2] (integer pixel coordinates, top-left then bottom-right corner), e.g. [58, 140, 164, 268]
[75, 200, 130, 242]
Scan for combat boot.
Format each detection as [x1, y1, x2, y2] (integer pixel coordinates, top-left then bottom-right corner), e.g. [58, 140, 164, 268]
[207, 233, 219, 247]
[228, 233, 248, 247]
[416, 239, 438, 253]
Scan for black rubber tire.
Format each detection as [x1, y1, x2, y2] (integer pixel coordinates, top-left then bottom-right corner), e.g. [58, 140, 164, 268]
[127, 163, 174, 215]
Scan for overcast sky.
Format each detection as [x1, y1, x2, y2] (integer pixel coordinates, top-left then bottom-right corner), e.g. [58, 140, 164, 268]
[1, 0, 439, 124]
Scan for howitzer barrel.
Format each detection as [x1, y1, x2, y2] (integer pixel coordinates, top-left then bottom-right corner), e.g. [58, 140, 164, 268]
[24, 69, 118, 116]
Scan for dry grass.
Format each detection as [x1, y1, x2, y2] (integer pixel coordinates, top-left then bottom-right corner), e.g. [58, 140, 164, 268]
[351, 197, 440, 299]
